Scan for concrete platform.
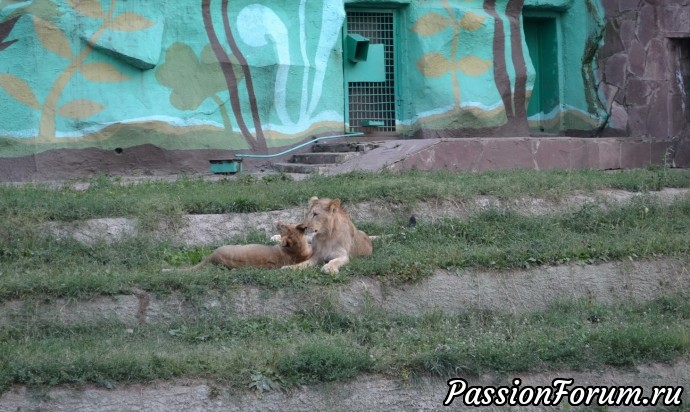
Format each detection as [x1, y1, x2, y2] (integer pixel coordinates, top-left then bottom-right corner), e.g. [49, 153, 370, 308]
[327, 137, 683, 174]
[0, 136, 686, 183]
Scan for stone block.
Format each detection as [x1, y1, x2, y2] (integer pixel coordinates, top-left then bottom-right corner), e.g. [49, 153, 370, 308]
[474, 138, 535, 171]
[619, 0, 642, 12]
[625, 78, 652, 105]
[643, 38, 669, 80]
[596, 139, 623, 170]
[599, 21, 624, 60]
[620, 140, 651, 168]
[609, 102, 629, 131]
[532, 139, 588, 170]
[604, 53, 629, 88]
[650, 141, 674, 165]
[674, 139, 690, 167]
[636, 4, 658, 46]
[627, 106, 649, 137]
[619, 19, 637, 50]
[628, 41, 646, 77]
[645, 88, 670, 139]
[663, 3, 690, 36]
[398, 139, 484, 172]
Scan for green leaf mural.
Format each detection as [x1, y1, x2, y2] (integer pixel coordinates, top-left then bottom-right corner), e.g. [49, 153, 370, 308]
[156, 43, 241, 112]
[413, 0, 491, 107]
[156, 42, 242, 133]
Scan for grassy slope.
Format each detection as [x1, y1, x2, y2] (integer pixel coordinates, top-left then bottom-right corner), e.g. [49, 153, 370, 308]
[1, 169, 690, 394]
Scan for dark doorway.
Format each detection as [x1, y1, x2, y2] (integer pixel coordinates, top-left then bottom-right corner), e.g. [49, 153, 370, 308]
[524, 16, 560, 133]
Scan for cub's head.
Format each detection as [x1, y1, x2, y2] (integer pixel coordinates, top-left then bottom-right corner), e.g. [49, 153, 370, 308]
[303, 196, 342, 236]
[276, 222, 311, 257]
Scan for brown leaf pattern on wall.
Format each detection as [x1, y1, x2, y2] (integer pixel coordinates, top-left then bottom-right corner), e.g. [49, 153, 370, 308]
[0, 74, 41, 109]
[1, 0, 154, 141]
[413, 1, 490, 107]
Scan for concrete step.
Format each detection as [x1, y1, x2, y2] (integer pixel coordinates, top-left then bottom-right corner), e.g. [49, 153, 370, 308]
[291, 152, 358, 165]
[272, 162, 330, 174]
[311, 141, 381, 153]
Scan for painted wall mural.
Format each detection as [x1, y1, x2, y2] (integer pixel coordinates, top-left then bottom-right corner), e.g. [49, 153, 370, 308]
[0, 0, 346, 158]
[0, 0, 618, 177]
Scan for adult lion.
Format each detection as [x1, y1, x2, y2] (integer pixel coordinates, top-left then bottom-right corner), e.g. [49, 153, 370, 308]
[283, 196, 372, 273]
[164, 222, 311, 271]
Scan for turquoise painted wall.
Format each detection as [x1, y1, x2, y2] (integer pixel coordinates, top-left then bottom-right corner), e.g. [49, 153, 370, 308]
[0, 0, 347, 155]
[523, 0, 607, 133]
[0, 0, 606, 159]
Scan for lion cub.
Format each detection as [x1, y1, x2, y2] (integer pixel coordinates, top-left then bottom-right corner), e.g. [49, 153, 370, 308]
[165, 222, 311, 271]
[283, 197, 372, 274]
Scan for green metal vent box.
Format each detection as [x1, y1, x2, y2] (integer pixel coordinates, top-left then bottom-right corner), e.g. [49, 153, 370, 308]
[209, 158, 243, 174]
[346, 33, 369, 62]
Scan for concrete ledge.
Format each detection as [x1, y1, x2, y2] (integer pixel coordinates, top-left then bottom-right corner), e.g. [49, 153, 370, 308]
[332, 137, 682, 174]
[1, 137, 685, 182]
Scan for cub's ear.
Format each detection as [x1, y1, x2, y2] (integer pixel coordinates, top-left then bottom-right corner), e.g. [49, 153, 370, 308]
[296, 223, 307, 233]
[308, 196, 319, 207]
[329, 198, 341, 211]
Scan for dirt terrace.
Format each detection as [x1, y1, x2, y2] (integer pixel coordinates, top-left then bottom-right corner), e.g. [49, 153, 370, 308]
[2, 188, 690, 411]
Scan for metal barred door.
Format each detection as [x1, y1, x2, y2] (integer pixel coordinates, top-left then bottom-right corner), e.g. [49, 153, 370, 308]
[344, 10, 397, 133]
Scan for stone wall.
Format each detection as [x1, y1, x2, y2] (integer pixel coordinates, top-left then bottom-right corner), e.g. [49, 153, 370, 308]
[598, 0, 690, 143]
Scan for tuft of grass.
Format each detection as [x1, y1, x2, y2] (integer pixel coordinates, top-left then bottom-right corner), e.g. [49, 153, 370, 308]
[276, 340, 373, 384]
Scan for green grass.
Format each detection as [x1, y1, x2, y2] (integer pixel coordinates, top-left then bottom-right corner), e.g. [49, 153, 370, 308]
[1, 294, 688, 392]
[2, 169, 690, 395]
[1, 196, 689, 300]
[1, 168, 690, 223]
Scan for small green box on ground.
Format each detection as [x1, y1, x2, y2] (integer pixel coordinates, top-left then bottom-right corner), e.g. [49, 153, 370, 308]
[209, 158, 243, 174]
[361, 120, 385, 127]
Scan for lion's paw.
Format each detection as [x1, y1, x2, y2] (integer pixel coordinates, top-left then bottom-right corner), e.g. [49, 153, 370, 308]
[321, 263, 339, 274]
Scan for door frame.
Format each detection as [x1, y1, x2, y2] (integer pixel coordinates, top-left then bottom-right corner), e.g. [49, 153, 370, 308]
[523, 11, 564, 134]
[342, 6, 402, 134]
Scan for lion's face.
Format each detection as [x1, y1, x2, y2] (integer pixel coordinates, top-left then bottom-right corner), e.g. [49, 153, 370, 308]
[276, 222, 311, 257]
[303, 197, 341, 236]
